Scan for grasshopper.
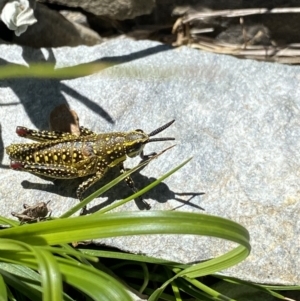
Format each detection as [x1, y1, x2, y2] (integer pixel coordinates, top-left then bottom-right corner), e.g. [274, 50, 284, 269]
[6, 120, 175, 207]
[11, 201, 51, 223]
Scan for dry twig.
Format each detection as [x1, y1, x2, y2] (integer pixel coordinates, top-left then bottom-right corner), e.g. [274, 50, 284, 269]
[172, 6, 300, 64]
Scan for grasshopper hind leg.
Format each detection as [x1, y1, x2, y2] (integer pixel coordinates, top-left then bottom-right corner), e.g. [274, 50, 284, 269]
[10, 161, 79, 178]
[16, 127, 78, 142]
[15, 126, 97, 142]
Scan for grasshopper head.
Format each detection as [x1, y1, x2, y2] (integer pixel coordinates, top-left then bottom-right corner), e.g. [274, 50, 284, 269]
[125, 120, 175, 158]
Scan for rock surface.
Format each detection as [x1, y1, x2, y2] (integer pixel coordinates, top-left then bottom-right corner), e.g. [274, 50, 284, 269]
[0, 38, 299, 285]
[39, 0, 155, 20]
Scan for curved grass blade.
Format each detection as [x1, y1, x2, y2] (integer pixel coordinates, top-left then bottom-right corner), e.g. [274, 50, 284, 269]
[0, 273, 7, 301]
[0, 240, 63, 301]
[148, 245, 249, 301]
[0, 216, 19, 227]
[0, 211, 250, 248]
[214, 274, 299, 300]
[0, 62, 114, 79]
[79, 249, 187, 268]
[0, 269, 42, 301]
[56, 258, 132, 301]
[32, 249, 62, 301]
[0, 210, 250, 301]
[0, 241, 131, 300]
[97, 156, 192, 214]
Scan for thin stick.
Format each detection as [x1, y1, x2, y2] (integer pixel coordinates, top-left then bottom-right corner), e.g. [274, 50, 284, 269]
[183, 7, 300, 23]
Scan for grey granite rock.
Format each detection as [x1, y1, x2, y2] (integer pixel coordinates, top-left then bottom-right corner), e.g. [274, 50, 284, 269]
[0, 38, 299, 285]
[211, 281, 277, 301]
[39, 0, 155, 20]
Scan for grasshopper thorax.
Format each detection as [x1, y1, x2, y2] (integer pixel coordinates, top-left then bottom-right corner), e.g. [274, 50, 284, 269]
[125, 120, 175, 158]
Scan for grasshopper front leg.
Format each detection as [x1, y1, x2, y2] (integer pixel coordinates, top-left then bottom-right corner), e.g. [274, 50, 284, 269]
[76, 171, 105, 199]
[119, 163, 151, 210]
[76, 168, 106, 215]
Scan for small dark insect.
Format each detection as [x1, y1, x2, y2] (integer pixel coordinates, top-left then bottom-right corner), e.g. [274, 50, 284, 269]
[11, 201, 51, 223]
[6, 120, 175, 207]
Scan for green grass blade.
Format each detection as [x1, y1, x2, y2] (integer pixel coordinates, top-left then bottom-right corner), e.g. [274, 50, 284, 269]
[178, 245, 249, 278]
[0, 211, 250, 300]
[164, 267, 182, 301]
[0, 63, 115, 79]
[41, 245, 97, 264]
[56, 258, 132, 301]
[33, 249, 63, 301]
[0, 269, 42, 301]
[214, 274, 299, 300]
[0, 240, 63, 301]
[96, 157, 192, 214]
[0, 211, 250, 248]
[0, 241, 130, 300]
[175, 277, 215, 301]
[148, 245, 249, 301]
[0, 216, 19, 227]
[181, 277, 234, 301]
[0, 273, 7, 301]
[79, 249, 188, 268]
[0, 263, 40, 281]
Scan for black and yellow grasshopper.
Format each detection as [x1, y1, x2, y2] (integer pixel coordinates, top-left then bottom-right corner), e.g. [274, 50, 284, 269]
[6, 120, 175, 204]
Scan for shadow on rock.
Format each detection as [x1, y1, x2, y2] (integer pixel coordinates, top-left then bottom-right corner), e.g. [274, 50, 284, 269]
[1, 44, 171, 130]
[0, 47, 114, 129]
[0, 122, 9, 169]
[19, 166, 204, 213]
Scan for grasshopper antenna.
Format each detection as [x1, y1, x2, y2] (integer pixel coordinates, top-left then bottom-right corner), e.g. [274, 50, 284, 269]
[148, 120, 175, 142]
